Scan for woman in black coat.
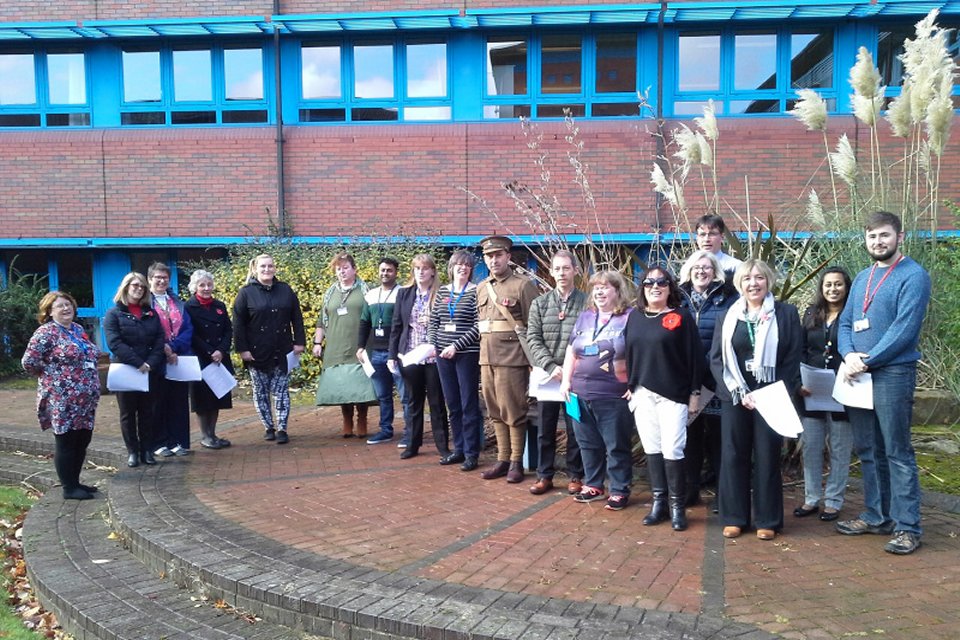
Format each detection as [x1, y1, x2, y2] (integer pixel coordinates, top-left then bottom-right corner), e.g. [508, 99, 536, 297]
[103, 272, 166, 467]
[388, 254, 450, 460]
[184, 269, 234, 450]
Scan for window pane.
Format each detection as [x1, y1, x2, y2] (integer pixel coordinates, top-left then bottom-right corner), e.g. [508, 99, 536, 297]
[0, 54, 36, 105]
[222, 109, 268, 123]
[596, 33, 636, 93]
[678, 34, 719, 92]
[47, 53, 85, 104]
[354, 44, 394, 99]
[487, 38, 527, 96]
[406, 43, 446, 98]
[483, 104, 531, 119]
[302, 45, 341, 99]
[171, 110, 216, 124]
[122, 50, 161, 103]
[734, 33, 776, 91]
[730, 99, 779, 114]
[0, 114, 40, 126]
[541, 35, 581, 95]
[46, 113, 90, 127]
[57, 252, 93, 308]
[404, 106, 451, 121]
[173, 49, 212, 102]
[352, 106, 398, 121]
[121, 111, 165, 125]
[673, 101, 724, 116]
[537, 104, 584, 118]
[300, 108, 346, 122]
[592, 102, 639, 117]
[224, 48, 263, 101]
[791, 30, 834, 89]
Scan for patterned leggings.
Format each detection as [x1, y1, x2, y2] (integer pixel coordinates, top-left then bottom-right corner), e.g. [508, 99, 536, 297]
[249, 366, 291, 432]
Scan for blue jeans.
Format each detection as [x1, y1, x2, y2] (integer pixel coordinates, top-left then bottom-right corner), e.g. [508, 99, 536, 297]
[573, 397, 633, 497]
[436, 351, 483, 458]
[369, 349, 405, 436]
[801, 414, 853, 510]
[848, 363, 922, 535]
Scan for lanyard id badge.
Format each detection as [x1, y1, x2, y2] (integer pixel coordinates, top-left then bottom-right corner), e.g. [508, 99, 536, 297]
[582, 343, 600, 356]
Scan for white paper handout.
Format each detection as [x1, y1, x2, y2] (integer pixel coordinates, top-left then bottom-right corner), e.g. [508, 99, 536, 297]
[749, 380, 803, 438]
[800, 363, 845, 413]
[358, 351, 376, 378]
[832, 362, 874, 410]
[164, 355, 202, 381]
[528, 366, 564, 402]
[286, 350, 301, 373]
[106, 363, 149, 392]
[398, 343, 436, 368]
[686, 386, 715, 425]
[201, 362, 237, 399]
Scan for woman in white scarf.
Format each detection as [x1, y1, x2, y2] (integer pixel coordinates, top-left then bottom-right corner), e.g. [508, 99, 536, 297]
[709, 259, 802, 542]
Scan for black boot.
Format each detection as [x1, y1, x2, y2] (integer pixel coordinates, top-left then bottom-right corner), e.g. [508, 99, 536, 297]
[642, 453, 669, 526]
[665, 458, 688, 532]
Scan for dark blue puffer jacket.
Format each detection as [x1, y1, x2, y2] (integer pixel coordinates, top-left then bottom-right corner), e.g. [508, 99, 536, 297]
[679, 281, 738, 389]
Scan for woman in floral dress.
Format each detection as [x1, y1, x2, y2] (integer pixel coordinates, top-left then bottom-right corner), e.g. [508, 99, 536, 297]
[22, 291, 101, 500]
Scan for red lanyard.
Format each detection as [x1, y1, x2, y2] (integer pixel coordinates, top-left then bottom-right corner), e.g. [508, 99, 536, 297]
[862, 255, 903, 315]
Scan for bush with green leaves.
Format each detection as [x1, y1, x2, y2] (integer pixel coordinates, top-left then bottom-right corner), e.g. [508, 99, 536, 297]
[182, 239, 445, 389]
[0, 264, 47, 379]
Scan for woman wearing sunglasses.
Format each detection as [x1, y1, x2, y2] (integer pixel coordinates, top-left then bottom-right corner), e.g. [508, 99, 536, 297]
[625, 266, 704, 531]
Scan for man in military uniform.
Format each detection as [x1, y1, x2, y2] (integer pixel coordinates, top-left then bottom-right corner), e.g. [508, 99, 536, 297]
[476, 235, 540, 483]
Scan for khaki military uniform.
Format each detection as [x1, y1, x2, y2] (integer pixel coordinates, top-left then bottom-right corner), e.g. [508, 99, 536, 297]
[477, 270, 539, 462]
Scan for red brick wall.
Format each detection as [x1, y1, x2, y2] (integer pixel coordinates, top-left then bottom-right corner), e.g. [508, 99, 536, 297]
[0, 1, 272, 23]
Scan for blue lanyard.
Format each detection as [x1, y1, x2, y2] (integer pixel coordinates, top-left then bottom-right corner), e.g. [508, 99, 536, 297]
[448, 284, 467, 321]
[57, 323, 92, 358]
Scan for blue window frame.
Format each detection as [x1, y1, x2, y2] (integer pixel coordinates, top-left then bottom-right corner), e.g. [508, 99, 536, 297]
[120, 41, 270, 126]
[298, 37, 451, 123]
[0, 48, 90, 127]
[670, 25, 838, 117]
[483, 31, 645, 119]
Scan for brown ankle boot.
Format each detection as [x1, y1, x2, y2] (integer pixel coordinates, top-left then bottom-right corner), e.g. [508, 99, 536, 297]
[481, 460, 510, 480]
[341, 404, 355, 438]
[356, 404, 369, 438]
[506, 461, 525, 484]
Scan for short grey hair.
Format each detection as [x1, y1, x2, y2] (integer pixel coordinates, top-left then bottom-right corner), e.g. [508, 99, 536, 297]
[188, 269, 215, 294]
[679, 250, 724, 286]
[732, 259, 778, 296]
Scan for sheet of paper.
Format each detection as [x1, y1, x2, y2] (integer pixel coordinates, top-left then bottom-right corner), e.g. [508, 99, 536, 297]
[800, 363, 845, 412]
[106, 363, 149, 392]
[286, 350, 300, 373]
[832, 362, 873, 410]
[686, 386, 715, 425]
[398, 343, 435, 368]
[200, 362, 237, 399]
[529, 366, 564, 402]
[358, 352, 375, 378]
[565, 392, 582, 422]
[750, 380, 803, 438]
[164, 355, 202, 382]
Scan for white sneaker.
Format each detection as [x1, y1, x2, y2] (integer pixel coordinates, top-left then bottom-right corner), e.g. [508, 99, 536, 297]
[170, 445, 192, 456]
[154, 446, 174, 457]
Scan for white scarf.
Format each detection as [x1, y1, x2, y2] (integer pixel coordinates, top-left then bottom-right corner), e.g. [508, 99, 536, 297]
[720, 292, 778, 404]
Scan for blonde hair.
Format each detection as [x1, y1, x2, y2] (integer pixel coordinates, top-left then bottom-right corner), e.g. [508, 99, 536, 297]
[407, 254, 440, 309]
[587, 270, 633, 314]
[247, 254, 273, 283]
[733, 259, 778, 296]
[37, 290, 77, 324]
[679, 250, 725, 286]
[113, 272, 150, 308]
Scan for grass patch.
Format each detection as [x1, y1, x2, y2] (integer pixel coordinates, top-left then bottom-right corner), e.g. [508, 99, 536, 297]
[914, 423, 960, 495]
[0, 485, 45, 640]
[0, 376, 35, 391]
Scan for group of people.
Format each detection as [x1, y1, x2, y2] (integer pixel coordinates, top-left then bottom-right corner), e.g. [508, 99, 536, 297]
[20, 211, 928, 555]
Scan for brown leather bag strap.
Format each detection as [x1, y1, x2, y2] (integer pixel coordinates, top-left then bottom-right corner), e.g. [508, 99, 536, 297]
[485, 281, 526, 331]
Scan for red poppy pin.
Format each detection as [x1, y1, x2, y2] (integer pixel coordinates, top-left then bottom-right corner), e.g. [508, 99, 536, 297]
[216, 308, 224, 315]
[662, 312, 682, 331]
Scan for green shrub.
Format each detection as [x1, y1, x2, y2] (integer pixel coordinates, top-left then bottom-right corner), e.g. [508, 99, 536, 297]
[0, 263, 47, 379]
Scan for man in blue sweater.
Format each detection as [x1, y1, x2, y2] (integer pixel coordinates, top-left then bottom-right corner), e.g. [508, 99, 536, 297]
[836, 211, 930, 555]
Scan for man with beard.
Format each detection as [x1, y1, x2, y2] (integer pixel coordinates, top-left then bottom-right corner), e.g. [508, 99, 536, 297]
[836, 211, 930, 555]
[359, 257, 406, 444]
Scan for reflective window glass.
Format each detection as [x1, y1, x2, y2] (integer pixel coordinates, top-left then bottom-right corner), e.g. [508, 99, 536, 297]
[487, 38, 528, 96]
[354, 44, 394, 99]
[483, 104, 531, 119]
[877, 27, 912, 86]
[540, 35, 581, 95]
[791, 30, 834, 89]
[122, 50, 161, 103]
[47, 53, 85, 105]
[404, 106, 451, 121]
[224, 48, 263, 101]
[0, 54, 36, 105]
[678, 34, 719, 91]
[730, 99, 779, 114]
[596, 33, 636, 93]
[57, 251, 93, 308]
[173, 49, 212, 102]
[406, 43, 446, 98]
[302, 45, 341, 99]
[734, 33, 777, 90]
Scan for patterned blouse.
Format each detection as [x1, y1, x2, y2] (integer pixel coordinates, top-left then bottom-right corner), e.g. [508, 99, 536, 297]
[408, 289, 436, 364]
[21, 321, 101, 434]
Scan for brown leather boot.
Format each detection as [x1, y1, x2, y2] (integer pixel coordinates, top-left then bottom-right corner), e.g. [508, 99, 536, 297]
[355, 404, 369, 438]
[506, 461, 524, 484]
[481, 460, 510, 480]
[341, 404, 355, 438]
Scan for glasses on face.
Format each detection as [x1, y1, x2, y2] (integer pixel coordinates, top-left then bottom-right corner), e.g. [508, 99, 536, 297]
[129, 283, 145, 289]
[696, 231, 721, 239]
[643, 278, 669, 288]
[151, 276, 169, 282]
[52, 302, 74, 310]
[691, 265, 714, 273]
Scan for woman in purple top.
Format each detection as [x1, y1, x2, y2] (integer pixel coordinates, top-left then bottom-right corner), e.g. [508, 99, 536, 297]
[560, 271, 634, 511]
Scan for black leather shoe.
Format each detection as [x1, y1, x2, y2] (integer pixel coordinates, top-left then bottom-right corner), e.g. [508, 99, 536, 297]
[793, 504, 819, 518]
[460, 456, 478, 472]
[142, 451, 157, 465]
[400, 449, 418, 460]
[127, 454, 140, 468]
[819, 510, 840, 521]
[440, 452, 465, 466]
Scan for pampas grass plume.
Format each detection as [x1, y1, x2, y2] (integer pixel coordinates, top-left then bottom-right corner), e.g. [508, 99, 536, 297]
[791, 89, 828, 131]
[695, 100, 719, 141]
[829, 134, 858, 187]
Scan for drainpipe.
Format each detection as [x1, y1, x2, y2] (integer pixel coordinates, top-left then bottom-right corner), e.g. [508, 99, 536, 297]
[273, 0, 287, 236]
[652, 1, 668, 260]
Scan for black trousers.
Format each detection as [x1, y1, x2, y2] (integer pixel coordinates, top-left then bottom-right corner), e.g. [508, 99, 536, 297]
[684, 412, 722, 488]
[117, 389, 155, 455]
[54, 429, 92, 490]
[718, 401, 784, 531]
[401, 362, 450, 454]
[536, 400, 584, 480]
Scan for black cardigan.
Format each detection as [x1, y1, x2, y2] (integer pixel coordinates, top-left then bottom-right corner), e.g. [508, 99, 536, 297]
[709, 301, 803, 404]
[625, 308, 704, 404]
